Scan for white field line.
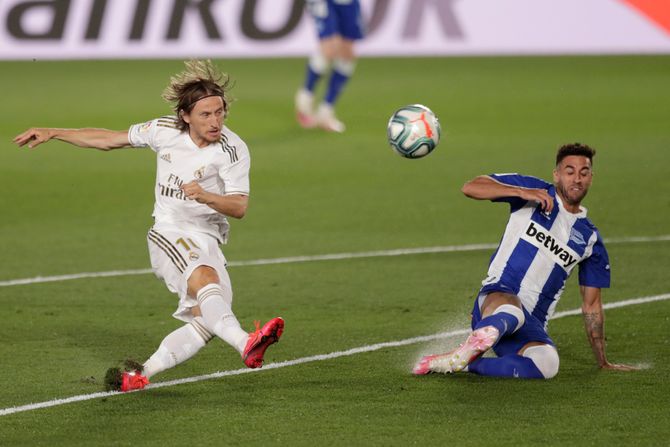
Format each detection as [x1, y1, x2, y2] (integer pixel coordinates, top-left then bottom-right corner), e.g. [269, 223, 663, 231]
[1, 292, 669, 417]
[1, 234, 669, 288]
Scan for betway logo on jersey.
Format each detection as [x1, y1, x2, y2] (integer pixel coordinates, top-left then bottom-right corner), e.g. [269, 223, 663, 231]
[521, 222, 580, 270]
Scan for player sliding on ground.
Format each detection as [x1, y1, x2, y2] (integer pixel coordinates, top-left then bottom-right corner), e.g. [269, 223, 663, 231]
[414, 144, 636, 378]
[14, 60, 284, 392]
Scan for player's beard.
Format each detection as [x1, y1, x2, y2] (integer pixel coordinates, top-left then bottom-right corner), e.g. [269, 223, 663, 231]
[199, 127, 221, 144]
[557, 182, 588, 206]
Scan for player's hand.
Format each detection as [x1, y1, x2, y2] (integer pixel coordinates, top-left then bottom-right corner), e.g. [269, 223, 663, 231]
[13, 128, 52, 149]
[518, 188, 554, 213]
[600, 362, 638, 372]
[180, 181, 211, 204]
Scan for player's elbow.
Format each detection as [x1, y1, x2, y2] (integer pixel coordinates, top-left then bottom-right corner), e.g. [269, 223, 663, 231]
[94, 140, 127, 151]
[462, 176, 494, 199]
[231, 210, 246, 219]
[88, 131, 129, 151]
[229, 203, 248, 219]
[461, 180, 478, 198]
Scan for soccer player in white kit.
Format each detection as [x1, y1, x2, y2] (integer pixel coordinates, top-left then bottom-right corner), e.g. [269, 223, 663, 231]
[413, 144, 637, 378]
[14, 60, 284, 392]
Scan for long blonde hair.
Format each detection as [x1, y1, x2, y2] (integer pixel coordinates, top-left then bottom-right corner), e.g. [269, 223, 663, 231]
[162, 60, 233, 131]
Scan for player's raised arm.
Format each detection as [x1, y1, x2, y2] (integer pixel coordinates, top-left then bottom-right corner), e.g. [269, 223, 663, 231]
[462, 175, 554, 213]
[580, 285, 637, 371]
[13, 127, 130, 151]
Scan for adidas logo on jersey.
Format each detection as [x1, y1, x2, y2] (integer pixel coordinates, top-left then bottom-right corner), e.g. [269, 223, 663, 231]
[522, 222, 579, 269]
[160, 153, 172, 163]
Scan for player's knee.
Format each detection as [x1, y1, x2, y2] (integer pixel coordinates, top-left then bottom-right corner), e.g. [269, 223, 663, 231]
[338, 40, 356, 60]
[319, 36, 340, 59]
[522, 344, 560, 379]
[187, 265, 220, 295]
[481, 292, 522, 317]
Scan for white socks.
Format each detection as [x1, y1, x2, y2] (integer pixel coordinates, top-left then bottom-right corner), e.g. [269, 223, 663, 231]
[142, 284, 250, 379]
[196, 283, 249, 354]
[142, 318, 211, 379]
[333, 58, 356, 77]
[309, 52, 330, 75]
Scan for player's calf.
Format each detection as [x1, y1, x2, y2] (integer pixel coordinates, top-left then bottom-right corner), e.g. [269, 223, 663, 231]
[466, 344, 559, 379]
[476, 303, 525, 337]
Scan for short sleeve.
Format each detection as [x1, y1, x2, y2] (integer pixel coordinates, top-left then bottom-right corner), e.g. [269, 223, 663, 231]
[488, 173, 552, 211]
[218, 146, 250, 195]
[578, 234, 611, 288]
[128, 119, 159, 151]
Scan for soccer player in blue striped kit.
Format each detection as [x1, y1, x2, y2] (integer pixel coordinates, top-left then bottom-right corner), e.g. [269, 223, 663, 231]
[414, 144, 637, 378]
[295, 0, 364, 133]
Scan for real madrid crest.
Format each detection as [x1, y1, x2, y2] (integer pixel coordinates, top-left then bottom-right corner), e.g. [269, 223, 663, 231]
[194, 166, 205, 180]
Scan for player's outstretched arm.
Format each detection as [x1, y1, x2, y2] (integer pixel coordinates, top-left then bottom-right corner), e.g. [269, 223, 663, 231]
[14, 127, 130, 151]
[461, 175, 554, 212]
[580, 286, 637, 371]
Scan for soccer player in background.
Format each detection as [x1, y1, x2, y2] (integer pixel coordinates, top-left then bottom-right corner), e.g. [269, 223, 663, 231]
[295, 0, 364, 133]
[414, 144, 637, 378]
[14, 60, 284, 392]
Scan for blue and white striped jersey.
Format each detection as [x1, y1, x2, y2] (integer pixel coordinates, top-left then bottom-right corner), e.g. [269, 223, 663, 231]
[479, 174, 610, 327]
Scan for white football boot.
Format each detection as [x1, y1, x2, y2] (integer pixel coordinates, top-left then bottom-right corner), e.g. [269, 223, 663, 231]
[315, 103, 345, 133]
[413, 326, 500, 375]
[295, 88, 317, 128]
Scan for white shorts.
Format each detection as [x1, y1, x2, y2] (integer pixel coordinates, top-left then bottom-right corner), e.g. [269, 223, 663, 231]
[147, 225, 233, 323]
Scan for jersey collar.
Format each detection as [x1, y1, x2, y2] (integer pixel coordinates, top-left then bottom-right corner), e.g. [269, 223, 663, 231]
[555, 191, 588, 218]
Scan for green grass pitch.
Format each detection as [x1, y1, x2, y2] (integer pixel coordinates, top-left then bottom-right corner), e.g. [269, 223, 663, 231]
[0, 56, 669, 445]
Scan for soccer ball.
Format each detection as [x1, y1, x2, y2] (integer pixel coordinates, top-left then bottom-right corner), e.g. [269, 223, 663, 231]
[387, 104, 441, 159]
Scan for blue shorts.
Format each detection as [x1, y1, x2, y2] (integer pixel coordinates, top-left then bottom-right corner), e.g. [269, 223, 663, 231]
[306, 0, 365, 40]
[471, 294, 555, 357]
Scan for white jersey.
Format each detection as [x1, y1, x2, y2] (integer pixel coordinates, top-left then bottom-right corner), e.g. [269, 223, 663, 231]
[480, 174, 611, 328]
[128, 116, 250, 243]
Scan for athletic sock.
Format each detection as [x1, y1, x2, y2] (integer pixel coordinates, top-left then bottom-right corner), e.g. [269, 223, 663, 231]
[324, 58, 355, 105]
[468, 355, 544, 379]
[474, 304, 525, 338]
[304, 53, 329, 92]
[142, 319, 211, 379]
[196, 283, 249, 354]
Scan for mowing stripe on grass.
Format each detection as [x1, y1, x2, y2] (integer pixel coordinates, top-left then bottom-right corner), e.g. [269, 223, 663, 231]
[1, 234, 668, 287]
[1, 292, 668, 417]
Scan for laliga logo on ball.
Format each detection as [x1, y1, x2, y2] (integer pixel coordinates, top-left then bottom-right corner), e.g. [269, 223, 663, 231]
[387, 104, 441, 159]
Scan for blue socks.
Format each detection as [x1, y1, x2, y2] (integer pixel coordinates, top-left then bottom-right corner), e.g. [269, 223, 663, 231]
[467, 304, 542, 378]
[303, 53, 329, 93]
[468, 355, 544, 379]
[304, 57, 355, 105]
[474, 304, 524, 338]
[304, 64, 322, 92]
[324, 68, 350, 105]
